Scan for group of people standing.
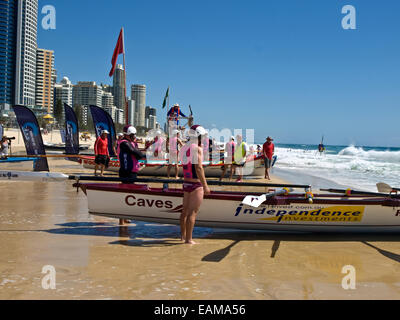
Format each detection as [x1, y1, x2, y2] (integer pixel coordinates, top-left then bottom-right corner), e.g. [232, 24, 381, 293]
[92, 103, 276, 244]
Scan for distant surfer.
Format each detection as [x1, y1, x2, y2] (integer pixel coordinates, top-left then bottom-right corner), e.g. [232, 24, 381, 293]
[318, 136, 326, 154]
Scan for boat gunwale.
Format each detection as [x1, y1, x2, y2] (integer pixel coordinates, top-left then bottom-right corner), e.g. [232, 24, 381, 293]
[77, 183, 400, 207]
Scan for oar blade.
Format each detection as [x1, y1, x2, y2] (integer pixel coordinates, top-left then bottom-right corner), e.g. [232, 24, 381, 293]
[376, 182, 396, 193]
[242, 194, 266, 208]
[0, 171, 69, 182]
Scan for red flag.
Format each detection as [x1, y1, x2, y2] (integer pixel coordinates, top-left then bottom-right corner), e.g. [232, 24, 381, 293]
[109, 28, 124, 77]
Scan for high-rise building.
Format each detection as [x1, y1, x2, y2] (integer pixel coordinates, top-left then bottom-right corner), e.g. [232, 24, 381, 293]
[35, 48, 55, 113]
[113, 65, 125, 110]
[0, 0, 18, 114]
[101, 84, 112, 94]
[15, 0, 38, 106]
[102, 105, 117, 123]
[144, 106, 157, 129]
[115, 108, 124, 125]
[72, 81, 102, 108]
[0, 0, 38, 114]
[54, 76, 73, 107]
[148, 115, 156, 130]
[127, 98, 135, 126]
[101, 92, 114, 109]
[131, 84, 146, 127]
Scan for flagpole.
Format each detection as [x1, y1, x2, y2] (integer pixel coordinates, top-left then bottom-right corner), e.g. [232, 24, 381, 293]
[122, 27, 129, 126]
[167, 86, 170, 132]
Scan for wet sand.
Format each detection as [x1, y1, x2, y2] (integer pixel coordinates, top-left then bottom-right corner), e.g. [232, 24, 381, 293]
[1, 158, 400, 299]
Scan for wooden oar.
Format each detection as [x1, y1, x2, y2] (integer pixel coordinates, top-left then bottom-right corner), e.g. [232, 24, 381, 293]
[320, 188, 397, 198]
[376, 182, 400, 193]
[0, 171, 69, 181]
[7, 154, 85, 159]
[0, 170, 311, 190]
[67, 175, 311, 189]
[242, 188, 293, 208]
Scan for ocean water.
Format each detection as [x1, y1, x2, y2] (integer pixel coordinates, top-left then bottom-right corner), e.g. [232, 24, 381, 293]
[257, 143, 400, 192]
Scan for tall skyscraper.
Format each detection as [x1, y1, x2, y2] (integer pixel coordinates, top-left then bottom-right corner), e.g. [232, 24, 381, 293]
[35, 48, 55, 113]
[15, 0, 38, 106]
[127, 98, 135, 126]
[112, 64, 125, 110]
[131, 84, 146, 127]
[0, 0, 38, 114]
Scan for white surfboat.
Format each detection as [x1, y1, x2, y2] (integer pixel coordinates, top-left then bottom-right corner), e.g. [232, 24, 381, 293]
[78, 155, 267, 178]
[75, 182, 400, 233]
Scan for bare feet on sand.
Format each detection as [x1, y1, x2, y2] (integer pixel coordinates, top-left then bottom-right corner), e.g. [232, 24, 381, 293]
[185, 240, 197, 245]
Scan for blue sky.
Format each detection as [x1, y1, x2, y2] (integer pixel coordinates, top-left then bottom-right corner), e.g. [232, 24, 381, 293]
[38, 0, 400, 146]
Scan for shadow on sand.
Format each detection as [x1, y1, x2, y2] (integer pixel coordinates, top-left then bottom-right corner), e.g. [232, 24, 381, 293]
[2, 222, 400, 263]
[201, 231, 400, 263]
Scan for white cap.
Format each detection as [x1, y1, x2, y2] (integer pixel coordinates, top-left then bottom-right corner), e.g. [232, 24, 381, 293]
[117, 133, 124, 137]
[189, 125, 207, 137]
[125, 126, 137, 135]
[231, 136, 235, 140]
[101, 130, 110, 134]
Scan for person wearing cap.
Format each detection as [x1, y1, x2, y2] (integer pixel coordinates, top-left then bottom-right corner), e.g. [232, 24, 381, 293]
[118, 125, 145, 180]
[167, 103, 187, 127]
[179, 125, 211, 244]
[263, 136, 275, 180]
[167, 129, 183, 179]
[220, 136, 236, 181]
[118, 125, 146, 225]
[94, 130, 110, 177]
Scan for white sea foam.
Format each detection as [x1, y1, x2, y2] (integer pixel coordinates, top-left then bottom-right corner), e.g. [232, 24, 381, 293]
[261, 145, 400, 192]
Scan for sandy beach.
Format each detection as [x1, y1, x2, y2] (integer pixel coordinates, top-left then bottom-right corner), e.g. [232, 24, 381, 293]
[0, 154, 400, 300]
[1, 129, 399, 300]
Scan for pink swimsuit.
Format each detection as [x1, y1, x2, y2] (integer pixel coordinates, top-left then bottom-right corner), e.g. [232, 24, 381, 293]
[181, 143, 203, 193]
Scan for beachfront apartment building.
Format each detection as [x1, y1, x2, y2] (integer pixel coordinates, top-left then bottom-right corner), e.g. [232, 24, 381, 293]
[15, 0, 38, 107]
[127, 98, 135, 127]
[54, 76, 73, 107]
[131, 84, 146, 128]
[101, 91, 114, 109]
[35, 48, 55, 114]
[72, 81, 102, 107]
[72, 81, 103, 125]
[0, 0, 38, 116]
[54, 76, 73, 122]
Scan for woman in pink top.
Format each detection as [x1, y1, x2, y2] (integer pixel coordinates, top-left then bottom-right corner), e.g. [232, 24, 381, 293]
[179, 125, 210, 244]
